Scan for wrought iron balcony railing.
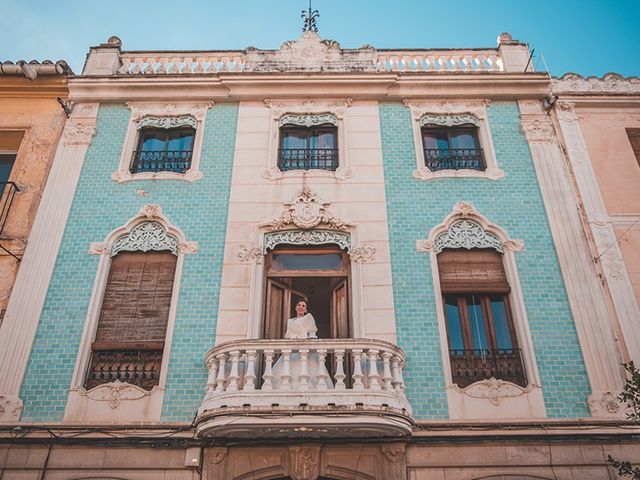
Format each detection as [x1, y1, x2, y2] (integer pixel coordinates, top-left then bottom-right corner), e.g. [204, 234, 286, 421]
[84, 343, 164, 391]
[424, 148, 486, 171]
[130, 150, 193, 174]
[278, 148, 339, 172]
[0, 181, 19, 237]
[449, 348, 527, 388]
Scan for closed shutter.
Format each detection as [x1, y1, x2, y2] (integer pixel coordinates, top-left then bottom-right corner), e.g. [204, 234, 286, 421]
[627, 129, 640, 167]
[437, 248, 509, 294]
[95, 250, 177, 348]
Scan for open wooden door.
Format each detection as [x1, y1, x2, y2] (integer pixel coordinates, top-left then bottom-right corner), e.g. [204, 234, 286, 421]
[264, 278, 307, 340]
[330, 278, 349, 339]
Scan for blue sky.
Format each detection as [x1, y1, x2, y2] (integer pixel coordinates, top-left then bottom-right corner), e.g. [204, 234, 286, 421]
[1, 0, 638, 77]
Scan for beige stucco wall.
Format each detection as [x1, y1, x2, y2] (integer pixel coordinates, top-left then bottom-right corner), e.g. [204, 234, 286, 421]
[216, 100, 396, 344]
[576, 107, 640, 303]
[0, 77, 68, 326]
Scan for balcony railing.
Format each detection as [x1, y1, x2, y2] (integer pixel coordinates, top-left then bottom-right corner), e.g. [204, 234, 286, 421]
[449, 348, 527, 388]
[0, 181, 19, 236]
[278, 148, 338, 172]
[84, 343, 164, 391]
[130, 150, 193, 174]
[424, 148, 486, 171]
[196, 338, 414, 438]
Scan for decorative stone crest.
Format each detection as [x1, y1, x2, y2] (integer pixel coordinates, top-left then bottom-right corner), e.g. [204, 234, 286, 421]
[288, 445, 320, 480]
[381, 444, 406, 463]
[128, 102, 212, 123]
[279, 113, 338, 128]
[270, 187, 348, 231]
[75, 380, 156, 409]
[403, 99, 490, 120]
[138, 115, 197, 130]
[452, 201, 479, 218]
[520, 117, 555, 143]
[458, 377, 531, 406]
[63, 121, 97, 146]
[350, 244, 376, 263]
[206, 447, 227, 465]
[264, 230, 350, 253]
[112, 221, 180, 257]
[588, 391, 622, 416]
[433, 219, 503, 254]
[237, 243, 263, 264]
[420, 113, 480, 128]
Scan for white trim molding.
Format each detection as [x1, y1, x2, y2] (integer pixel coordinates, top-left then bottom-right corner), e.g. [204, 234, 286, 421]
[0, 103, 98, 423]
[403, 99, 504, 181]
[262, 99, 354, 181]
[111, 101, 213, 183]
[519, 99, 628, 417]
[64, 204, 197, 423]
[417, 201, 546, 420]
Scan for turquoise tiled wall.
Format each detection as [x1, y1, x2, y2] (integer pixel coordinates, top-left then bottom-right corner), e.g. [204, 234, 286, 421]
[20, 104, 238, 422]
[379, 102, 591, 419]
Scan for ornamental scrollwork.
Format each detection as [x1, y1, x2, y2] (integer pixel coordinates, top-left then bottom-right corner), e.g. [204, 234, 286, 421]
[237, 243, 263, 264]
[458, 377, 530, 406]
[111, 221, 180, 257]
[434, 219, 503, 254]
[288, 445, 320, 480]
[270, 187, 349, 231]
[520, 117, 555, 143]
[76, 380, 155, 409]
[63, 121, 96, 146]
[279, 113, 339, 128]
[420, 113, 480, 128]
[264, 230, 350, 253]
[137, 115, 197, 130]
[381, 444, 406, 464]
[351, 244, 376, 263]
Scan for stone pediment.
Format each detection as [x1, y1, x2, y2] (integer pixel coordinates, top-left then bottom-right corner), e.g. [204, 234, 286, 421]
[244, 31, 375, 72]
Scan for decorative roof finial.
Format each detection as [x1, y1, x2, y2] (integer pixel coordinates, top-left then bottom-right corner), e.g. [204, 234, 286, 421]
[301, 0, 319, 33]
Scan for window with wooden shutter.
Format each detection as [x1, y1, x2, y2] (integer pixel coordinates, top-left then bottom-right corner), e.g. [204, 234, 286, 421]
[438, 248, 526, 388]
[85, 250, 177, 390]
[626, 128, 640, 167]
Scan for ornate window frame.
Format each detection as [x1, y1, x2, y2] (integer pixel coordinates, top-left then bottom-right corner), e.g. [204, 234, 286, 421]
[417, 202, 545, 419]
[112, 101, 213, 183]
[64, 204, 198, 422]
[263, 99, 353, 181]
[404, 100, 504, 181]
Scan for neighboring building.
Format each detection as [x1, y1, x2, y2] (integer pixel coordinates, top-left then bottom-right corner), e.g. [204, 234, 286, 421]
[0, 59, 71, 326]
[0, 32, 638, 479]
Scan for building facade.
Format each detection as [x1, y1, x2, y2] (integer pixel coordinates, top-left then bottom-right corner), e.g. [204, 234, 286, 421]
[0, 33, 638, 479]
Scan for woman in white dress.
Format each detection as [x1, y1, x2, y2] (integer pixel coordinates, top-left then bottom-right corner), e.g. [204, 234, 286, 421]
[271, 300, 333, 390]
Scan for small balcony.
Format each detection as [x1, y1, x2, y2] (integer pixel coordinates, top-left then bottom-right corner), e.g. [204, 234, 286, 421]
[278, 148, 339, 172]
[196, 338, 414, 439]
[130, 150, 193, 174]
[424, 148, 486, 171]
[449, 348, 527, 388]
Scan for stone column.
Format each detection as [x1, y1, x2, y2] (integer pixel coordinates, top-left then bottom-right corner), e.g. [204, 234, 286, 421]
[0, 103, 98, 422]
[554, 100, 640, 364]
[519, 100, 625, 417]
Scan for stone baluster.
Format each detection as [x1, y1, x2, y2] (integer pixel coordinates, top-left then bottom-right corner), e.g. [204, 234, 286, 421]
[316, 349, 329, 391]
[280, 349, 292, 390]
[381, 352, 393, 391]
[226, 351, 240, 393]
[352, 349, 364, 391]
[143, 57, 155, 74]
[334, 350, 346, 390]
[205, 357, 219, 395]
[391, 356, 402, 394]
[299, 349, 310, 391]
[118, 58, 132, 74]
[215, 353, 227, 393]
[243, 350, 256, 391]
[131, 57, 144, 74]
[168, 57, 180, 74]
[183, 57, 194, 74]
[262, 350, 274, 391]
[194, 57, 205, 73]
[367, 349, 382, 391]
[450, 55, 460, 70]
[426, 55, 437, 71]
[156, 57, 168, 74]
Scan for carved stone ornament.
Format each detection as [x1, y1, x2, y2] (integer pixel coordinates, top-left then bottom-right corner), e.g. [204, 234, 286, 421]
[350, 244, 376, 263]
[237, 243, 263, 264]
[403, 99, 490, 120]
[63, 121, 97, 146]
[0, 395, 23, 422]
[553, 72, 640, 95]
[588, 391, 622, 416]
[265, 98, 353, 120]
[434, 219, 503, 254]
[381, 444, 406, 463]
[127, 101, 213, 123]
[206, 447, 227, 465]
[111, 221, 180, 257]
[520, 116, 555, 143]
[270, 187, 349, 231]
[75, 380, 156, 409]
[420, 113, 480, 128]
[137, 115, 197, 130]
[264, 229, 350, 253]
[458, 377, 530, 406]
[288, 445, 320, 480]
[279, 113, 339, 128]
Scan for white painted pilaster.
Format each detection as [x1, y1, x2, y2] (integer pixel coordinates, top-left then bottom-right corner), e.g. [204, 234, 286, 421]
[0, 103, 98, 422]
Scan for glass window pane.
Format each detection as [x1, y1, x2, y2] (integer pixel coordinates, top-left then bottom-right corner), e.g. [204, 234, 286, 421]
[167, 130, 194, 151]
[139, 131, 167, 152]
[422, 131, 449, 150]
[466, 295, 488, 350]
[282, 130, 307, 149]
[491, 296, 513, 350]
[450, 131, 478, 149]
[271, 254, 343, 270]
[0, 153, 16, 184]
[311, 130, 335, 149]
[444, 295, 464, 351]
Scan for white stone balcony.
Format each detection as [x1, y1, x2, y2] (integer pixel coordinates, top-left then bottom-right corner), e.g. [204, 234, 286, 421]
[195, 338, 414, 439]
